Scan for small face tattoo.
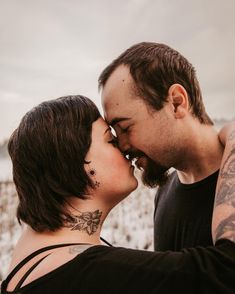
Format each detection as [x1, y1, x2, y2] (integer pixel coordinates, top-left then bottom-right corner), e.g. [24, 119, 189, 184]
[88, 167, 100, 187]
[89, 169, 96, 176]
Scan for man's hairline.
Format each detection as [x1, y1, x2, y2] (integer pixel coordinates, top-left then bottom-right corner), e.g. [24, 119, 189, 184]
[100, 63, 163, 123]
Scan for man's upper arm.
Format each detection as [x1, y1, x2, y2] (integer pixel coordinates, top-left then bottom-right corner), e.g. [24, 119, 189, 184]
[213, 124, 235, 244]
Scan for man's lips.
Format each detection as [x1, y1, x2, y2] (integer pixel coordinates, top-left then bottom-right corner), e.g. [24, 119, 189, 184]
[135, 156, 146, 170]
[126, 152, 146, 170]
[128, 152, 144, 161]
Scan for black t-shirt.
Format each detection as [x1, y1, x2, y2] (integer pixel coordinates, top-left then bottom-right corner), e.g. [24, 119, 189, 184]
[1, 239, 235, 294]
[154, 170, 219, 251]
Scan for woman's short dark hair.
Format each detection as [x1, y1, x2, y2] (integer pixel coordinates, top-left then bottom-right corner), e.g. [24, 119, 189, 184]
[98, 42, 213, 125]
[8, 95, 101, 232]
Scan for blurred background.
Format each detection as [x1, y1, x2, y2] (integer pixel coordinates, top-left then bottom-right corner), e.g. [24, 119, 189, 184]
[0, 0, 235, 279]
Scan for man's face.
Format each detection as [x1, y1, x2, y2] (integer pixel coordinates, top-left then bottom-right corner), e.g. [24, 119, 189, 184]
[101, 65, 173, 187]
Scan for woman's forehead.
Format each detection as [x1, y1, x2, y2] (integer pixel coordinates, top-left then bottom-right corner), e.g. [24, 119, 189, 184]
[92, 117, 109, 134]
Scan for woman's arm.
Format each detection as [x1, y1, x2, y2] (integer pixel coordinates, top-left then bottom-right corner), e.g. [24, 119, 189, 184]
[212, 121, 235, 243]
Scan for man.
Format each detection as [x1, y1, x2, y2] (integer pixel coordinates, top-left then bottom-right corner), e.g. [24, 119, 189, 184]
[98, 42, 224, 251]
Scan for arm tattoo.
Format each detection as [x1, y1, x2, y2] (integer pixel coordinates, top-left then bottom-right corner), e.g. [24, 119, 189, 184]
[215, 213, 235, 243]
[214, 140, 235, 243]
[215, 180, 235, 207]
[64, 209, 102, 235]
[220, 144, 235, 179]
[228, 130, 235, 140]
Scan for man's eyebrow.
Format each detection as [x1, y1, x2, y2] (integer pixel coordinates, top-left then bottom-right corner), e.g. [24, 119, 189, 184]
[109, 117, 131, 127]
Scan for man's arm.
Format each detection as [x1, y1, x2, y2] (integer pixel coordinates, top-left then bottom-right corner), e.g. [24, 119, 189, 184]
[212, 121, 235, 243]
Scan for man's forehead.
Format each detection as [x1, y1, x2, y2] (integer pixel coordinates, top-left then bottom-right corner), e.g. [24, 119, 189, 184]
[103, 102, 131, 125]
[100, 64, 138, 124]
[101, 65, 134, 101]
[104, 64, 131, 88]
[101, 93, 133, 125]
[101, 83, 121, 117]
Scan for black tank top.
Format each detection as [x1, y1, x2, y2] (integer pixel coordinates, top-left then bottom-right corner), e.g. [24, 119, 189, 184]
[154, 170, 218, 250]
[1, 237, 112, 293]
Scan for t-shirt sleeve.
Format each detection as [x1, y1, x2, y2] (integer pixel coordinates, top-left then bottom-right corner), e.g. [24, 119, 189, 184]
[79, 239, 235, 294]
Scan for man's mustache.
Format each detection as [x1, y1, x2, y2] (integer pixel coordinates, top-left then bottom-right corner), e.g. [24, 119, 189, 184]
[124, 150, 146, 162]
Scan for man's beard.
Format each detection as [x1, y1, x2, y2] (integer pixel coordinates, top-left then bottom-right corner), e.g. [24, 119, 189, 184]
[141, 157, 169, 188]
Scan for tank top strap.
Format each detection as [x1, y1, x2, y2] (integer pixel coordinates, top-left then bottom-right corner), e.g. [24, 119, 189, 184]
[100, 237, 113, 247]
[2, 242, 90, 291]
[14, 253, 51, 291]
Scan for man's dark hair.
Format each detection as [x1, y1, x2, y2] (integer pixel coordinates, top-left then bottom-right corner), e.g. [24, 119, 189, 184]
[8, 95, 101, 232]
[99, 42, 213, 125]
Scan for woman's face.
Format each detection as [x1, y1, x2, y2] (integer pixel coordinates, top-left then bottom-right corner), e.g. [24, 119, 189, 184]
[85, 117, 138, 204]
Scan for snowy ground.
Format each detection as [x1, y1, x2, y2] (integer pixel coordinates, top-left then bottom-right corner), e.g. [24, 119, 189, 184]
[0, 158, 12, 181]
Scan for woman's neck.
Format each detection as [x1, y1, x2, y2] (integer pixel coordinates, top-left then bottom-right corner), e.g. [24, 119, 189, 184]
[21, 202, 111, 248]
[8, 200, 112, 275]
[57, 207, 105, 245]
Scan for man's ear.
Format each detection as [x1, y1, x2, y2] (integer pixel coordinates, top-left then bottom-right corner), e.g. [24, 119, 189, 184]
[168, 84, 189, 119]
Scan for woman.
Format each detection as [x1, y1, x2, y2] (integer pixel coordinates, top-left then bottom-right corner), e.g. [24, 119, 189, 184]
[1, 95, 235, 294]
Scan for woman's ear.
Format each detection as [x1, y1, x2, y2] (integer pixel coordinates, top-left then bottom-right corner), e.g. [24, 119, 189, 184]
[168, 84, 189, 119]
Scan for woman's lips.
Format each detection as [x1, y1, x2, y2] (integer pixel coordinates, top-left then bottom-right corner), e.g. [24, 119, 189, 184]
[129, 165, 135, 174]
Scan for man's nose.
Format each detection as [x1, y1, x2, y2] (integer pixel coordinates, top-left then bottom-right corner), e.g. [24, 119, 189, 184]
[118, 135, 130, 153]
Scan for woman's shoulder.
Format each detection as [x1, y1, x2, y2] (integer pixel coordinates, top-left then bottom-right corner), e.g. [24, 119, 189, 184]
[4, 243, 95, 292]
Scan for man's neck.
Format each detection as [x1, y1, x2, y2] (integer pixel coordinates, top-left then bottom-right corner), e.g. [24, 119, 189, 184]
[176, 124, 224, 184]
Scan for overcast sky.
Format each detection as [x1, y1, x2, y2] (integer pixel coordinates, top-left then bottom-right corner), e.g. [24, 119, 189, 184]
[0, 0, 235, 141]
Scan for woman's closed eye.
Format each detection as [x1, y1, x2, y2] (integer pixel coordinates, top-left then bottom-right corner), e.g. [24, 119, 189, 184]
[108, 137, 119, 148]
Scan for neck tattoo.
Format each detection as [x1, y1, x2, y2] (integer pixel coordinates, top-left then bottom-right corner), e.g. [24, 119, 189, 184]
[65, 209, 102, 235]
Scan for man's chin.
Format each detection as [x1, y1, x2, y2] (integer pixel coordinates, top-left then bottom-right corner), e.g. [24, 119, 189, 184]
[141, 161, 169, 188]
